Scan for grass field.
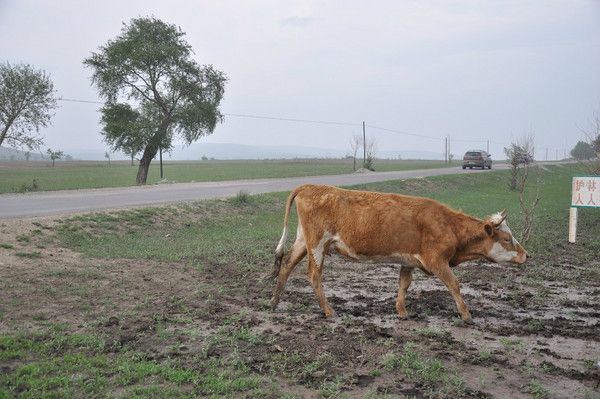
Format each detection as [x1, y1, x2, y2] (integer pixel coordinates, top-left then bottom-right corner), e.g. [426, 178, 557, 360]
[0, 159, 451, 194]
[1, 164, 599, 398]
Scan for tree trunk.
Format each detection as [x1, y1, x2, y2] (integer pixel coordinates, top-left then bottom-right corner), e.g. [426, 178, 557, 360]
[131, 154, 134, 166]
[0, 125, 9, 147]
[136, 143, 158, 184]
[136, 119, 170, 184]
[52, 159, 55, 167]
[510, 165, 518, 190]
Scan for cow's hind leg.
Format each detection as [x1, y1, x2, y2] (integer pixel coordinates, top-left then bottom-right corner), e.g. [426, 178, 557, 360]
[270, 241, 307, 310]
[307, 242, 334, 317]
[396, 266, 414, 318]
[431, 263, 472, 322]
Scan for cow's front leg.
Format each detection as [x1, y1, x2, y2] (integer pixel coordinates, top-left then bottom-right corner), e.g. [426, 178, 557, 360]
[431, 263, 472, 322]
[396, 266, 414, 318]
[307, 247, 334, 317]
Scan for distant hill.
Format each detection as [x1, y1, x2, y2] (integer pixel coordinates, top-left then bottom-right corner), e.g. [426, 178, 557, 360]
[0, 147, 45, 161]
[61, 143, 445, 161]
[0, 147, 74, 161]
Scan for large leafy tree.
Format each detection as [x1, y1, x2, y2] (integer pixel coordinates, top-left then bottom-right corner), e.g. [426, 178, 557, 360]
[84, 17, 226, 184]
[100, 103, 146, 166]
[570, 141, 595, 160]
[0, 62, 57, 150]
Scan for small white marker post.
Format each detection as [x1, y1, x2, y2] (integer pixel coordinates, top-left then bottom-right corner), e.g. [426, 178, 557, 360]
[568, 207, 577, 243]
[569, 176, 600, 243]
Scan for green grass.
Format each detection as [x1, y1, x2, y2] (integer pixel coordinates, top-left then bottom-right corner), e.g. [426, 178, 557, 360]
[0, 159, 451, 194]
[14, 251, 42, 259]
[528, 379, 550, 399]
[0, 329, 265, 398]
[382, 342, 465, 398]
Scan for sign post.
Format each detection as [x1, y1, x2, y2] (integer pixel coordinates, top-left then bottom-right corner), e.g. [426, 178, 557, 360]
[569, 176, 600, 243]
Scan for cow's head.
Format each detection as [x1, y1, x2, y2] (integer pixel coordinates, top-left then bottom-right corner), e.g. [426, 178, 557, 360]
[483, 210, 528, 264]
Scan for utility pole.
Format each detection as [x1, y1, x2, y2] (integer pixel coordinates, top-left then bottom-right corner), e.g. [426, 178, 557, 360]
[362, 121, 366, 167]
[159, 146, 163, 179]
[486, 139, 489, 153]
[545, 148, 548, 161]
[445, 137, 448, 163]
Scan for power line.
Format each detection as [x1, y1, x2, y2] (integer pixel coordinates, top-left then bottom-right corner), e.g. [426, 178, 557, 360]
[59, 97, 103, 104]
[223, 112, 361, 127]
[450, 138, 488, 143]
[365, 124, 443, 141]
[58, 97, 361, 127]
[57, 96, 536, 149]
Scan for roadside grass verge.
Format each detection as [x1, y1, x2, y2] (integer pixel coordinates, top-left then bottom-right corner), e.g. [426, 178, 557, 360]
[54, 194, 290, 268]
[0, 159, 450, 194]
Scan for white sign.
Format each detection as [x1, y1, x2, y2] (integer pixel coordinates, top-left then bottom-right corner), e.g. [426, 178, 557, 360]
[571, 176, 600, 208]
[569, 176, 600, 243]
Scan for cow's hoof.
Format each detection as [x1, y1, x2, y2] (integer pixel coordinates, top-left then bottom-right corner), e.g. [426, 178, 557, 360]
[397, 311, 409, 320]
[270, 297, 279, 310]
[323, 308, 335, 318]
[462, 317, 475, 325]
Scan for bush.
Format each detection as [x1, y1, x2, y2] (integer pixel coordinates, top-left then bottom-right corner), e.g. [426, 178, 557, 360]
[231, 190, 251, 205]
[17, 178, 39, 193]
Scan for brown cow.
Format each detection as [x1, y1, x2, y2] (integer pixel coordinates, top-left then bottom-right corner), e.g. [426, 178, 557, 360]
[270, 184, 527, 322]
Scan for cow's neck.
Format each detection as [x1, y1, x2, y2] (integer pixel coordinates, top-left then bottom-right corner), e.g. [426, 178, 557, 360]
[450, 212, 488, 263]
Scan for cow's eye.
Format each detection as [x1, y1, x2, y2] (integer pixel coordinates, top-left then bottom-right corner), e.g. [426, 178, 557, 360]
[504, 238, 511, 243]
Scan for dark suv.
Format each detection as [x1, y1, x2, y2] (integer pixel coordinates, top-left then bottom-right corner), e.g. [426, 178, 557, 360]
[462, 150, 492, 169]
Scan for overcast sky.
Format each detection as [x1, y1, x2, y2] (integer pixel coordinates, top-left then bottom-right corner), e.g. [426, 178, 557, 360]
[1, 0, 599, 159]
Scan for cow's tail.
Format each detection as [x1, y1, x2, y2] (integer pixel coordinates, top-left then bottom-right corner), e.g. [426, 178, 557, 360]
[271, 187, 300, 279]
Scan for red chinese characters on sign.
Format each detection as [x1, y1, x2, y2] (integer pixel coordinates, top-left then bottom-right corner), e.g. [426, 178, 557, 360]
[572, 177, 600, 208]
[588, 180, 596, 205]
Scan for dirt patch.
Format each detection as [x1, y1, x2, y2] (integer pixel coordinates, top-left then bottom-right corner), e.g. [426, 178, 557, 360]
[1, 217, 599, 398]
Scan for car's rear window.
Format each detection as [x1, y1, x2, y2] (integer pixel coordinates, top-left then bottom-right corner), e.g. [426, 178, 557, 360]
[466, 152, 481, 156]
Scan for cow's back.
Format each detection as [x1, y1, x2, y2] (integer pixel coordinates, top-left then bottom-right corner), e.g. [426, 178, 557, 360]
[293, 184, 445, 256]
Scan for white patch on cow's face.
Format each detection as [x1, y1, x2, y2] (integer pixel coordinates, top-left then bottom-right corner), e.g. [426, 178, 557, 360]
[489, 212, 505, 225]
[488, 242, 518, 263]
[497, 221, 519, 246]
[490, 212, 520, 246]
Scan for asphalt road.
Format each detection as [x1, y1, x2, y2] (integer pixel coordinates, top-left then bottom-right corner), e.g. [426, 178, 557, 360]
[0, 165, 507, 219]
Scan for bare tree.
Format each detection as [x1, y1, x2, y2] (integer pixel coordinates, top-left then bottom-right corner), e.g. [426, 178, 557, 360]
[578, 111, 600, 175]
[364, 137, 377, 171]
[349, 134, 362, 171]
[505, 135, 541, 244]
[46, 148, 63, 167]
[518, 162, 542, 244]
[504, 135, 535, 191]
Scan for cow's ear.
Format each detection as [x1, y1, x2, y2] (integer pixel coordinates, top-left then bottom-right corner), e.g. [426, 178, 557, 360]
[484, 223, 494, 236]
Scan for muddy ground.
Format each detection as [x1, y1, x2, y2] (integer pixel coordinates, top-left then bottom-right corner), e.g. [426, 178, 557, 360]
[1, 216, 599, 398]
